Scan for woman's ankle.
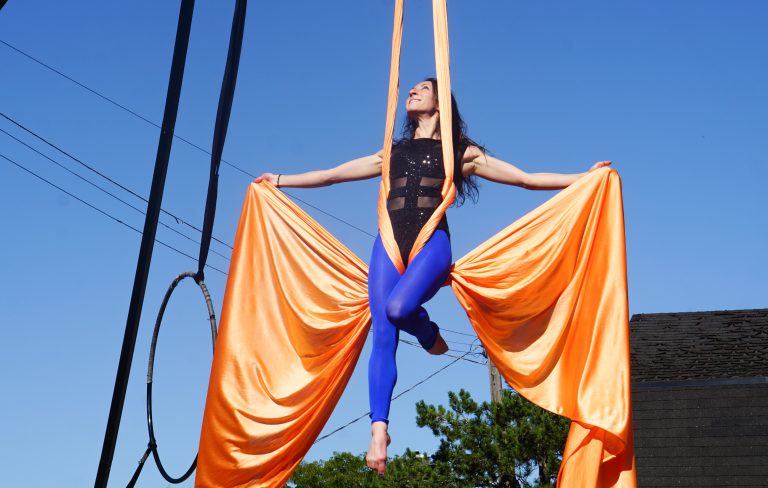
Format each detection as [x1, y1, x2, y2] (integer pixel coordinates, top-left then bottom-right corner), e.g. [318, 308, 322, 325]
[371, 420, 388, 436]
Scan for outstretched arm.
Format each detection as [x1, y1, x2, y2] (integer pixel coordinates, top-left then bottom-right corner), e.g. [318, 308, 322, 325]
[255, 150, 383, 188]
[462, 146, 611, 190]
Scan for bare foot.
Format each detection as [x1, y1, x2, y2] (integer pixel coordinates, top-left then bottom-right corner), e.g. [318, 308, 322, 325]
[365, 421, 389, 476]
[427, 330, 448, 355]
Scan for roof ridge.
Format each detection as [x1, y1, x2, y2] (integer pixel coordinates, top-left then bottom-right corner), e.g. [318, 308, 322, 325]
[632, 308, 768, 319]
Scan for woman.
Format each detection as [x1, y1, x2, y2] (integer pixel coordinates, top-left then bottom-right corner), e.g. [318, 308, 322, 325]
[255, 78, 610, 476]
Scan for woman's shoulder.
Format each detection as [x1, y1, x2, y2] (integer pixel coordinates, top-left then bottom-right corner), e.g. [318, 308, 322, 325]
[462, 144, 485, 161]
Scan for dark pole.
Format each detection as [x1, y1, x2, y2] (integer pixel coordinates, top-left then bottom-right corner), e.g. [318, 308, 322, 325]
[197, 0, 247, 282]
[488, 359, 503, 403]
[94, 1, 196, 486]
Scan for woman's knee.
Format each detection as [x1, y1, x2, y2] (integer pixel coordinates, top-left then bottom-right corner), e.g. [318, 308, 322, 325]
[385, 297, 416, 327]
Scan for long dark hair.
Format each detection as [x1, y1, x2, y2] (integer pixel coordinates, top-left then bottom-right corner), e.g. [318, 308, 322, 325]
[398, 77, 484, 206]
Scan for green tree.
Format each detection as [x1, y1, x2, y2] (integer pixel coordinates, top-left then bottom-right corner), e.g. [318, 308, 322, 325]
[416, 389, 570, 487]
[289, 389, 569, 487]
[289, 450, 456, 488]
[288, 451, 372, 487]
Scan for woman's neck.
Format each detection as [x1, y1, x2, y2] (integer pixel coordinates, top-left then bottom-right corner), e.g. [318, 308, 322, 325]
[412, 113, 440, 140]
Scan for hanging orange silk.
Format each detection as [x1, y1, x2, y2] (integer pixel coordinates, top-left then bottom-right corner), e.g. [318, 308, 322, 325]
[195, 169, 636, 488]
[377, 0, 455, 274]
[196, 184, 372, 488]
[449, 168, 636, 487]
[197, 0, 635, 486]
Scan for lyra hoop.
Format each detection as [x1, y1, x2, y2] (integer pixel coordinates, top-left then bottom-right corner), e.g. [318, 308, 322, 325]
[146, 271, 217, 484]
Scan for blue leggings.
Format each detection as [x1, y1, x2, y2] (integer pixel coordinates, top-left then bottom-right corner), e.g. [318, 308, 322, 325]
[367, 229, 452, 424]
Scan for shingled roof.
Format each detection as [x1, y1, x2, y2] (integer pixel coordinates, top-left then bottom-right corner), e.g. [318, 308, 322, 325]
[629, 308, 768, 382]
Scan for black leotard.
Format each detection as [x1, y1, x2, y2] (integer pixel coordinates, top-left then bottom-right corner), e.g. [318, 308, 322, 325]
[386, 138, 450, 267]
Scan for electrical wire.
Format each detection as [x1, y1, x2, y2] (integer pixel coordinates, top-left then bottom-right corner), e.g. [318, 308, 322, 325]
[0, 127, 232, 263]
[397, 339, 486, 366]
[1, 152, 228, 276]
[442, 338, 480, 347]
[313, 346, 481, 444]
[0, 111, 235, 251]
[0, 40, 378, 238]
[0, 37, 244, 176]
[439, 327, 478, 338]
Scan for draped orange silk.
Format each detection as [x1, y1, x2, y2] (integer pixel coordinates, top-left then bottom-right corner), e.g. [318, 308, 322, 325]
[196, 1, 636, 486]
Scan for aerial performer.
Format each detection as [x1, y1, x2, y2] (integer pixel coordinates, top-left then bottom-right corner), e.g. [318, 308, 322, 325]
[255, 78, 611, 476]
[196, 1, 635, 486]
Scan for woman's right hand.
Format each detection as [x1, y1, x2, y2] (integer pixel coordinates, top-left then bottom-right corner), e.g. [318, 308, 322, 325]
[254, 172, 279, 186]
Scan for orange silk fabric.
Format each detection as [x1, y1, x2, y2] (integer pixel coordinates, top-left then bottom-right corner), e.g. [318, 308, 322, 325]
[377, 0, 457, 273]
[195, 185, 372, 488]
[196, 167, 636, 487]
[449, 168, 636, 487]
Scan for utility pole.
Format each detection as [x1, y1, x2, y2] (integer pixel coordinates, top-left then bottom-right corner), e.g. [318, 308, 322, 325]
[94, 2, 195, 486]
[487, 358, 505, 488]
[488, 358, 503, 403]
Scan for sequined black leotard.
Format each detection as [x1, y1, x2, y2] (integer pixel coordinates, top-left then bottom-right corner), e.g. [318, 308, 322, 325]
[386, 138, 451, 266]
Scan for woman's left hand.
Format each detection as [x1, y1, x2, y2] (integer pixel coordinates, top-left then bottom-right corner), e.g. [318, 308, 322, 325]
[589, 161, 612, 172]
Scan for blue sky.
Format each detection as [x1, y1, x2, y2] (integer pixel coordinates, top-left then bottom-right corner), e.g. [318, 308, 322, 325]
[1, 1, 766, 486]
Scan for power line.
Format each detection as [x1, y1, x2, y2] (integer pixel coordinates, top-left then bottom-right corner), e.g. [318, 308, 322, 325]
[398, 338, 486, 366]
[442, 337, 479, 347]
[0, 127, 232, 263]
[1, 152, 228, 276]
[314, 347, 479, 444]
[1, 39, 164, 140]
[0, 111, 235, 251]
[391, 349, 481, 401]
[0, 39, 378, 239]
[0, 38, 248, 176]
[440, 327, 477, 338]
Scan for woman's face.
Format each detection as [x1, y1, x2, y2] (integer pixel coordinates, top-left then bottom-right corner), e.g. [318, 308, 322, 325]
[406, 81, 438, 116]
